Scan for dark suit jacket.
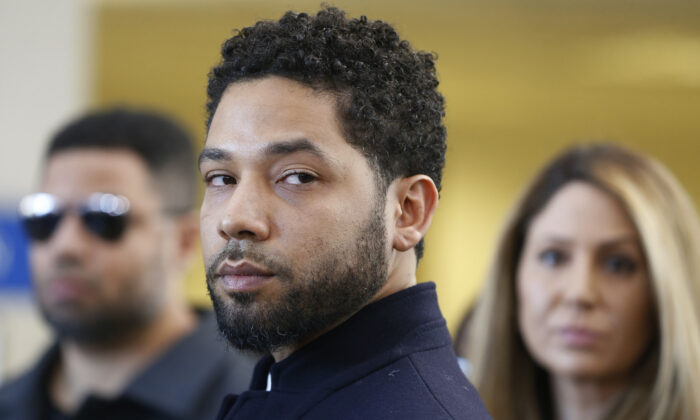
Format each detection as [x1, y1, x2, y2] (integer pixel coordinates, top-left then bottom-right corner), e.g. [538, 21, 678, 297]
[0, 311, 257, 420]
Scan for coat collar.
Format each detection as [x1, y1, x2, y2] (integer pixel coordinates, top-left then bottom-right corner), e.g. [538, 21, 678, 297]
[122, 311, 232, 417]
[257, 282, 451, 392]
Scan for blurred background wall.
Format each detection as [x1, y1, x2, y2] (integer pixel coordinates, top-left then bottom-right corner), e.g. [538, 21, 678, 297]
[1, 0, 699, 383]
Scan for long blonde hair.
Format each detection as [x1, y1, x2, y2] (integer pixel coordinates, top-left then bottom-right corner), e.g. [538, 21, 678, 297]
[460, 143, 700, 420]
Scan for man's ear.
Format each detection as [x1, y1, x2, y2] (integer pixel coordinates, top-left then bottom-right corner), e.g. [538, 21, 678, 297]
[174, 211, 200, 262]
[390, 175, 439, 252]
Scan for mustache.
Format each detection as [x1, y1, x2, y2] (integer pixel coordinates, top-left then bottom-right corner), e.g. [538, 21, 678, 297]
[206, 241, 293, 281]
[49, 256, 92, 279]
[53, 255, 84, 270]
[40, 256, 99, 289]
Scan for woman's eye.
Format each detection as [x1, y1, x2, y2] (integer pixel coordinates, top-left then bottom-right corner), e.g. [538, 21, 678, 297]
[538, 249, 567, 267]
[281, 172, 316, 185]
[207, 175, 236, 187]
[603, 255, 638, 275]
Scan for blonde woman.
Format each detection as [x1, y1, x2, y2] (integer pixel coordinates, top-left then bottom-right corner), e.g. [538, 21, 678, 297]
[458, 144, 700, 420]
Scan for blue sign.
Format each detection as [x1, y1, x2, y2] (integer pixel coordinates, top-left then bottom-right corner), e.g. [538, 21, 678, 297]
[0, 206, 32, 291]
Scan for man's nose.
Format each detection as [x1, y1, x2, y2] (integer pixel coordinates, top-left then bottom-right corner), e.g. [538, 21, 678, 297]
[218, 178, 272, 242]
[43, 213, 92, 259]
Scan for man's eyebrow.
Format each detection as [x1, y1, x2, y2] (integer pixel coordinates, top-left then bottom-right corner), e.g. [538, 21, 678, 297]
[264, 139, 328, 159]
[198, 148, 232, 169]
[198, 139, 333, 170]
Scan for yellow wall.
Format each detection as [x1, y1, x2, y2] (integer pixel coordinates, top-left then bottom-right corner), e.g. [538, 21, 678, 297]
[94, 0, 700, 334]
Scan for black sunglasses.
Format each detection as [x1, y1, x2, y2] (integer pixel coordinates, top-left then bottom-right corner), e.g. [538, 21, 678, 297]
[19, 192, 131, 242]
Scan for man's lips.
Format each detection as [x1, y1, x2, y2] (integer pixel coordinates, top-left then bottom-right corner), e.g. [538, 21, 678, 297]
[47, 276, 91, 303]
[217, 261, 275, 293]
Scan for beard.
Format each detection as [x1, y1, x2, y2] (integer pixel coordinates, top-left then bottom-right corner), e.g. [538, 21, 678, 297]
[41, 301, 156, 346]
[206, 201, 389, 354]
[36, 255, 163, 347]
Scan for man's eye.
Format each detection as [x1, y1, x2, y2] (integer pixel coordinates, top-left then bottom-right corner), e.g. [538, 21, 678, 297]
[538, 249, 567, 267]
[207, 175, 236, 186]
[281, 172, 316, 185]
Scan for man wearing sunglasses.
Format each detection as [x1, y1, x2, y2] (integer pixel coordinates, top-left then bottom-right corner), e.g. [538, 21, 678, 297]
[0, 109, 256, 420]
[201, 7, 491, 420]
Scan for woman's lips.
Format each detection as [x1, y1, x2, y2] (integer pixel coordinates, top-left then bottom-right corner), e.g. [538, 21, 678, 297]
[556, 327, 604, 348]
[217, 262, 274, 293]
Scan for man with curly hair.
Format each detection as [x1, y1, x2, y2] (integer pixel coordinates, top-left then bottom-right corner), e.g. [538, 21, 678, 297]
[200, 7, 491, 419]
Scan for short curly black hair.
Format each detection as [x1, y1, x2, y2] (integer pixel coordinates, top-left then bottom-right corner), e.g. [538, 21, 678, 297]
[207, 7, 445, 261]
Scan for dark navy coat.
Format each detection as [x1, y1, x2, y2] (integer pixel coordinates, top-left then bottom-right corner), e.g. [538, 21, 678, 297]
[216, 283, 492, 420]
